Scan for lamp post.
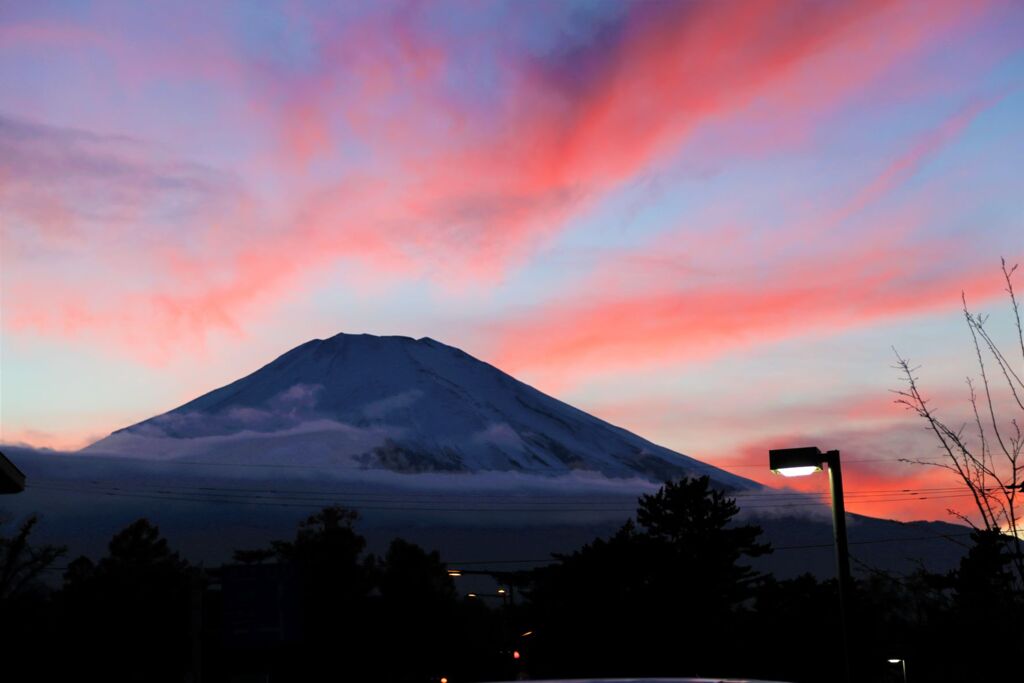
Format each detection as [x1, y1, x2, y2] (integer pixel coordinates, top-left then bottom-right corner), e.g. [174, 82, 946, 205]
[447, 568, 518, 606]
[769, 446, 852, 683]
[887, 658, 907, 683]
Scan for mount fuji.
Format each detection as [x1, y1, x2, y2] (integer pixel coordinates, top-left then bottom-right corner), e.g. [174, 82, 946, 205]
[85, 333, 755, 490]
[5, 333, 969, 577]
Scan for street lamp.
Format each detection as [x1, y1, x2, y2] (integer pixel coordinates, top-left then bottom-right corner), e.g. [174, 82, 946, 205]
[887, 658, 908, 683]
[447, 568, 518, 606]
[769, 446, 852, 683]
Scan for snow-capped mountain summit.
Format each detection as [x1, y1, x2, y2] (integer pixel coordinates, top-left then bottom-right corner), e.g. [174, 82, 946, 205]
[86, 333, 755, 488]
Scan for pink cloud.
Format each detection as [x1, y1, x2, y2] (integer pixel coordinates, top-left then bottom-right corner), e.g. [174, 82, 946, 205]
[486, 242, 1007, 391]
[5, 178, 419, 363]
[1, 0, 1005, 364]
[823, 96, 1001, 231]
[480, 89, 1011, 390]
[588, 390, 917, 444]
[0, 426, 106, 452]
[0, 21, 107, 50]
[224, 0, 991, 277]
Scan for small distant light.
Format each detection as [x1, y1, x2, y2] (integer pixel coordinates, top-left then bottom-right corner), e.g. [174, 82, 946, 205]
[520, 630, 533, 637]
[497, 587, 507, 595]
[467, 592, 478, 598]
[512, 650, 521, 660]
[440, 678, 448, 683]
[888, 659, 902, 664]
[773, 465, 821, 477]
[447, 570, 462, 577]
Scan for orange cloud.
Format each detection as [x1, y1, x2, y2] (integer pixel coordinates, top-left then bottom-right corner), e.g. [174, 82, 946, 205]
[715, 428, 983, 523]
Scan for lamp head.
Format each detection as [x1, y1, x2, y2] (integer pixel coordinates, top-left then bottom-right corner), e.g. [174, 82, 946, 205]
[769, 446, 825, 477]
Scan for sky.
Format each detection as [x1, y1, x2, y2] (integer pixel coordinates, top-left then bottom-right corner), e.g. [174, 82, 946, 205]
[2, 0, 1022, 525]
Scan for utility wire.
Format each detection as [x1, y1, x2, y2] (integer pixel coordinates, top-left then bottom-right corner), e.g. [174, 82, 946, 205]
[30, 476, 986, 501]
[24, 481, 983, 512]
[28, 479, 971, 503]
[23, 450, 947, 474]
[35, 533, 978, 575]
[712, 456, 947, 469]
[439, 531, 980, 567]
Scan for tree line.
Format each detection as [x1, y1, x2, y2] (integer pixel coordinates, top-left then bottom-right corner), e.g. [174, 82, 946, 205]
[1, 474, 1022, 682]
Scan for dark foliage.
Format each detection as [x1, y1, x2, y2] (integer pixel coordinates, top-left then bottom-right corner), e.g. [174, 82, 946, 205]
[0, 514, 67, 681]
[3, 482, 1023, 682]
[61, 519, 195, 682]
[0, 514, 65, 601]
[220, 506, 501, 682]
[525, 476, 772, 678]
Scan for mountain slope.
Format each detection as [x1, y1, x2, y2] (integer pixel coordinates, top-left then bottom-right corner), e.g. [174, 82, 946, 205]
[86, 333, 755, 489]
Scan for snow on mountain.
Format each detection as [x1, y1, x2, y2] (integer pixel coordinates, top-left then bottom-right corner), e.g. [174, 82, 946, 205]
[85, 333, 756, 489]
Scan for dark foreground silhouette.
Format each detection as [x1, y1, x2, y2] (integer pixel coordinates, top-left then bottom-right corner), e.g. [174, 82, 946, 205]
[2, 476, 1021, 682]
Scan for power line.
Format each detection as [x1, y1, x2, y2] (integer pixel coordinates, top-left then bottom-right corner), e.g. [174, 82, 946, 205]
[23, 450, 947, 476]
[441, 531, 979, 565]
[24, 483, 640, 512]
[736, 493, 978, 510]
[712, 456, 947, 469]
[30, 476, 984, 501]
[23, 480, 984, 513]
[26, 479, 959, 503]
[20, 452, 675, 473]
[30, 478, 645, 503]
[28, 477, 990, 510]
[35, 534, 978, 575]
[41, 528, 974, 573]
[772, 531, 975, 551]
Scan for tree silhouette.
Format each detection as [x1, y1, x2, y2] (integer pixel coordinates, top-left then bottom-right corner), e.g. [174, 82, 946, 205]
[230, 506, 374, 679]
[226, 506, 502, 682]
[271, 505, 372, 614]
[369, 538, 461, 681]
[0, 514, 66, 602]
[0, 514, 67, 681]
[6, 503, 1022, 682]
[377, 537, 456, 603]
[60, 519, 194, 682]
[943, 529, 1024, 680]
[636, 475, 771, 601]
[527, 475, 771, 678]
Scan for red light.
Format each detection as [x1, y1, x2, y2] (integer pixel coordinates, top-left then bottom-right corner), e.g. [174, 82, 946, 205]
[513, 650, 521, 660]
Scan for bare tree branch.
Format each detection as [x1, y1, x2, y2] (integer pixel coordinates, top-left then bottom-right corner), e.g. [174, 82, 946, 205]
[893, 259, 1024, 586]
